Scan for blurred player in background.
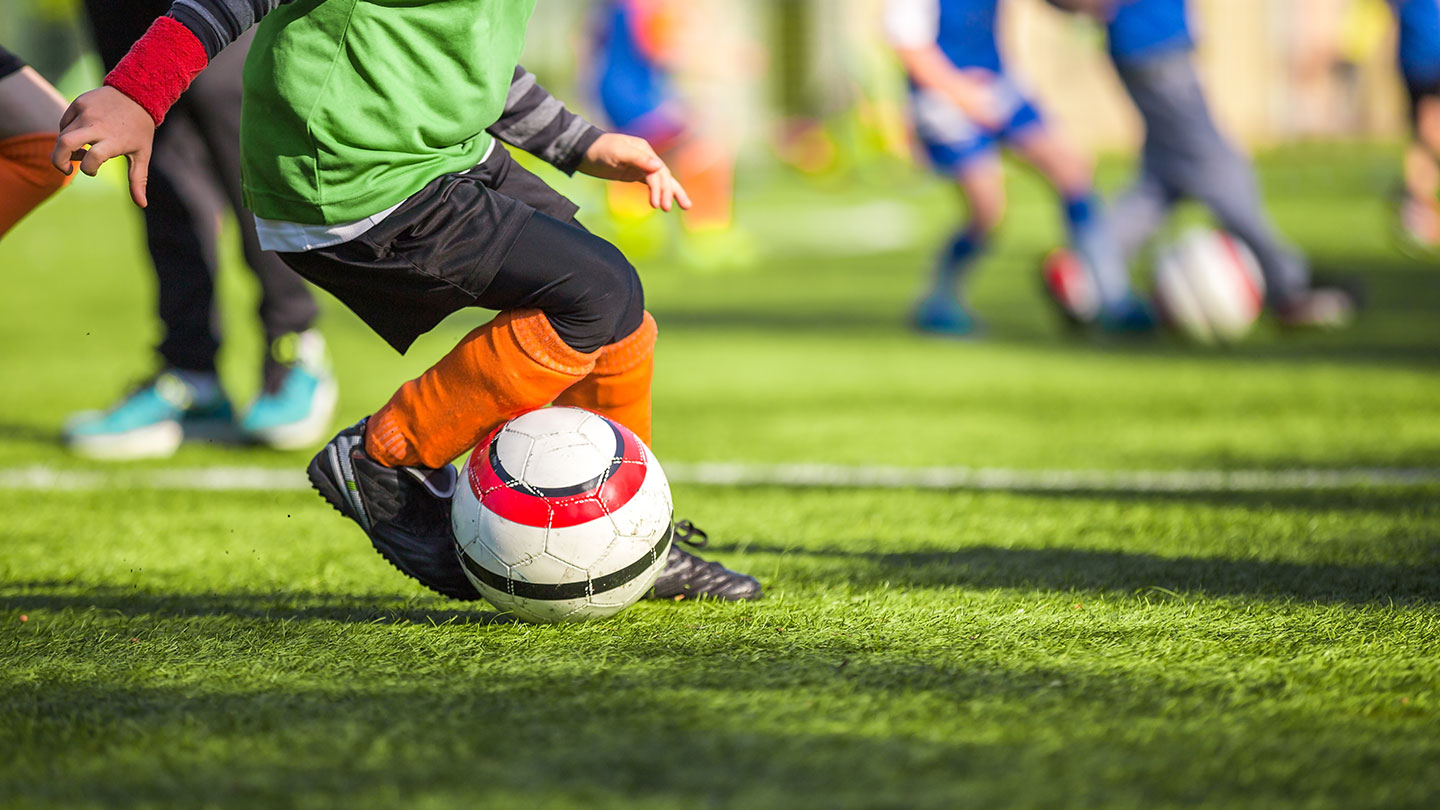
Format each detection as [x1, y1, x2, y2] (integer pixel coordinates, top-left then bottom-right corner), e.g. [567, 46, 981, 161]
[1388, 0, 1440, 247]
[1057, 0, 1359, 328]
[61, 0, 335, 461]
[884, 0, 1151, 338]
[0, 45, 71, 239]
[591, 0, 749, 267]
[55, 0, 759, 602]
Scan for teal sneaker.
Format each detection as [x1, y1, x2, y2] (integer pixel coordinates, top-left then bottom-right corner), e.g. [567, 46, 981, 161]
[911, 292, 977, 337]
[63, 371, 233, 460]
[242, 330, 338, 450]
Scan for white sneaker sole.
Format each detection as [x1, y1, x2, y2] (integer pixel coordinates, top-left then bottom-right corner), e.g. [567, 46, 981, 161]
[248, 376, 340, 451]
[64, 416, 183, 461]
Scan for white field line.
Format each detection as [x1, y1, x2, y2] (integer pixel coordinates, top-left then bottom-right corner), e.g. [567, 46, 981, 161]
[1, 463, 1438, 494]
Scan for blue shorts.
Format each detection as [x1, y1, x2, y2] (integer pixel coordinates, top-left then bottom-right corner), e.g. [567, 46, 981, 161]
[909, 76, 1044, 172]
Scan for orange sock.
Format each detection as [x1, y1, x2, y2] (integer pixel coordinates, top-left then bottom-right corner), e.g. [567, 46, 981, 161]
[0, 133, 73, 239]
[365, 309, 598, 469]
[554, 312, 657, 446]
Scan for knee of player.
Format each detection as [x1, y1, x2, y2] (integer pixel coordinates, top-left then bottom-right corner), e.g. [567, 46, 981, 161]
[597, 250, 645, 342]
[560, 244, 645, 352]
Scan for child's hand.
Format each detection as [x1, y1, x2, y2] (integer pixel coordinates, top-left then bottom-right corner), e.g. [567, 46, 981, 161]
[579, 133, 692, 212]
[945, 69, 1006, 132]
[50, 86, 156, 208]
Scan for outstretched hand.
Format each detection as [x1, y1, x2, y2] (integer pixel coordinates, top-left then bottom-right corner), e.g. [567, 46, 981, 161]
[50, 86, 156, 208]
[578, 133, 692, 212]
[945, 68, 1007, 132]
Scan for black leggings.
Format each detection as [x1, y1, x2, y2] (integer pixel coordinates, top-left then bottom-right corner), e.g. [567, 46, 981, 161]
[281, 148, 644, 356]
[483, 212, 645, 354]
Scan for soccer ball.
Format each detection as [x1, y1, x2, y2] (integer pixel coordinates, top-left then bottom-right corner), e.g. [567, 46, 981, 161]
[1040, 247, 1102, 326]
[1152, 227, 1266, 344]
[452, 407, 673, 623]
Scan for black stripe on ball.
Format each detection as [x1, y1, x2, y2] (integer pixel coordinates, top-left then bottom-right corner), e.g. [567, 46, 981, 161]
[459, 520, 673, 601]
[489, 418, 627, 498]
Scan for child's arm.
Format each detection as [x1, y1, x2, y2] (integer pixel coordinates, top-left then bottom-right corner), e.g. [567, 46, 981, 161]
[488, 66, 607, 176]
[51, 0, 281, 206]
[882, 0, 1005, 130]
[490, 66, 690, 213]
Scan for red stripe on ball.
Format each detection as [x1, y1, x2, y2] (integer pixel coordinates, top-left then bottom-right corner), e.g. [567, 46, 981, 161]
[465, 417, 648, 529]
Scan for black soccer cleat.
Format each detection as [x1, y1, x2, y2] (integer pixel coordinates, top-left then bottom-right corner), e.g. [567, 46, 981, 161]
[647, 520, 762, 602]
[307, 419, 482, 601]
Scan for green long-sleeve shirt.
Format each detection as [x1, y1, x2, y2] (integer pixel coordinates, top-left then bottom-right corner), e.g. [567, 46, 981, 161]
[238, 0, 537, 224]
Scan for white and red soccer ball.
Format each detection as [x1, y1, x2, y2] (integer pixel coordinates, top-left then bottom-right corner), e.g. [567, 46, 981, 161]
[1042, 228, 1264, 343]
[452, 407, 673, 623]
[1152, 227, 1266, 344]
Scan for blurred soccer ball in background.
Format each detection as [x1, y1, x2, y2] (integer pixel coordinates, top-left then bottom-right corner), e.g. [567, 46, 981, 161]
[1152, 228, 1266, 344]
[452, 407, 674, 623]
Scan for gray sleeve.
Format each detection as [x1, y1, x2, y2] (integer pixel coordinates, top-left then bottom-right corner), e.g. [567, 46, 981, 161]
[168, 0, 286, 59]
[488, 66, 605, 176]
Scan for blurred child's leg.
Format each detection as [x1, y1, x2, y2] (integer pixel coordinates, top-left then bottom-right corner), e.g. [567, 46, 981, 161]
[1402, 93, 1440, 243]
[184, 29, 321, 387]
[0, 59, 71, 238]
[1108, 171, 1175, 266]
[914, 155, 1005, 335]
[1119, 51, 1311, 304]
[175, 28, 333, 446]
[1186, 148, 1311, 306]
[1011, 124, 1140, 321]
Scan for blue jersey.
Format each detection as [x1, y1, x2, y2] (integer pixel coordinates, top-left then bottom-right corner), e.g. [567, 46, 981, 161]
[935, 0, 1003, 71]
[886, 0, 1004, 72]
[1393, 0, 1440, 83]
[1106, 0, 1194, 67]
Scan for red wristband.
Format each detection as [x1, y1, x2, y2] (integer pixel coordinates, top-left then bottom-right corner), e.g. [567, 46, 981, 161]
[102, 16, 209, 126]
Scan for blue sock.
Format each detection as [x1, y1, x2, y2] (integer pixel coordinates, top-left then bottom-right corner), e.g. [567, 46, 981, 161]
[930, 228, 985, 300]
[1064, 194, 1095, 232]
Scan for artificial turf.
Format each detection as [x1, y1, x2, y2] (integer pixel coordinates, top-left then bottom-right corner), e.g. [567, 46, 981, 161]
[1, 143, 1437, 809]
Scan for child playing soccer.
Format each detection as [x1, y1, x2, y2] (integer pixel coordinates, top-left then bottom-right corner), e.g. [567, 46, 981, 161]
[1054, 0, 1360, 328]
[54, 0, 760, 603]
[0, 45, 71, 239]
[590, 0, 747, 267]
[883, 0, 1151, 336]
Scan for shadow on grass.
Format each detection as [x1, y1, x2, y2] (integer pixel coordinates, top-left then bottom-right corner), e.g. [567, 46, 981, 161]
[0, 421, 59, 446]
[4, 654, 1437, 809]
[735, 544, 1440, 605]
[0, 584, 511, 625]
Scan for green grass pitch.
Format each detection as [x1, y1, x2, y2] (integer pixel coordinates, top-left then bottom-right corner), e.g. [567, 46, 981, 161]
[1, 145, 1438, 809]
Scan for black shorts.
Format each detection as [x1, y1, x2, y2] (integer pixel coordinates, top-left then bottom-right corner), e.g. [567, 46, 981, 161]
[1405, 75, 1440, 131]
[280, 145, 643, 355]
[0, 44, 26, 80]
